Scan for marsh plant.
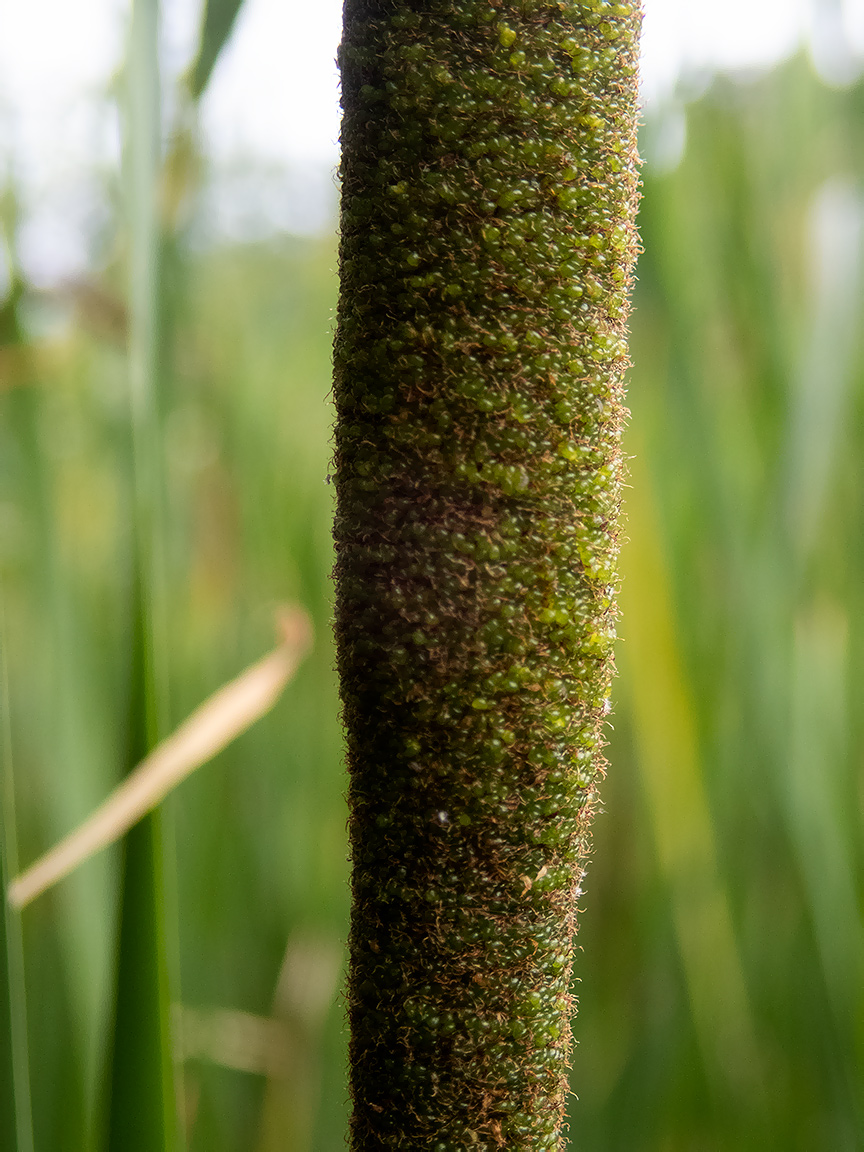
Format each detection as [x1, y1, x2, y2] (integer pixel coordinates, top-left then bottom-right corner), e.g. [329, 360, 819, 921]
[334, 2, 641, 1145]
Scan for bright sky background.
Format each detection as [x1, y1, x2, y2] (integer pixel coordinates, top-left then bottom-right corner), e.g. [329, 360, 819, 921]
[2, 0, 864, 282]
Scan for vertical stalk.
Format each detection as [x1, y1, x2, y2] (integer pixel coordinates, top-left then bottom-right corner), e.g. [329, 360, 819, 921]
[105, 0, 176, 1147]
[0, 605, 34, 1152]
[0, 201, 34, 1152]
[126, 0, 166, 637]
[334, 1, 641, 1147]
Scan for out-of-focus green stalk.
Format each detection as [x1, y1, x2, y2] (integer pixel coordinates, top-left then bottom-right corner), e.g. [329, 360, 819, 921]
[104, 0, 177, 1148]
[1, 604, 34, 1152]
[0, 194, 35, 1152]
[188, 0, 246, 100]
[619, 439, 760, 1100]
[126, 0, 167, 631]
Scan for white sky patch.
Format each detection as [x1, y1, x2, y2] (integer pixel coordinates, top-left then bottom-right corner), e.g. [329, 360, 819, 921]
[199, 0, 343, 166]
[0, 0, 862, 282]
[0, 0, 124, 186]
[640, 0, 809, 108]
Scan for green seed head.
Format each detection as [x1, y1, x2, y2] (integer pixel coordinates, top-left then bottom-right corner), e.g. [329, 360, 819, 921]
[335, 1, 641, 1147]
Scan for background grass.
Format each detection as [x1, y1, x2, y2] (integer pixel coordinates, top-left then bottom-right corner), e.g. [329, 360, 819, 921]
[1, 19, 864, 1152]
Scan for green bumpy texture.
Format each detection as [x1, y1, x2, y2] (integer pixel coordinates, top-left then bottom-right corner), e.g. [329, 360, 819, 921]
[334, 1, 640, 1147]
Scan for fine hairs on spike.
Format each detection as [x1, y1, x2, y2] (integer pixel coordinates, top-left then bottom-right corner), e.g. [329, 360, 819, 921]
[333, 2, 641, 1147]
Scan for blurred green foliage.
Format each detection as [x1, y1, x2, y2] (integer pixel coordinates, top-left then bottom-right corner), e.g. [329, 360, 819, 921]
[0, 223, 348, 1150]
[573, 54, 864, 1150]
[1, 34, 864, 1152]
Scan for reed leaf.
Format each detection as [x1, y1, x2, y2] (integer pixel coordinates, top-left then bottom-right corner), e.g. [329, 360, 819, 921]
[1, 607, 34, 1152]
[104, 0, 177, 1148]
[188, 0, 247, 102]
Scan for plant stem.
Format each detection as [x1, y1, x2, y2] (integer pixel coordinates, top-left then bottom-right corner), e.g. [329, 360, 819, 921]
[105, 0, 177, 1147]
[334, 2, 641, 1146]
[1, 603, 34, 1152]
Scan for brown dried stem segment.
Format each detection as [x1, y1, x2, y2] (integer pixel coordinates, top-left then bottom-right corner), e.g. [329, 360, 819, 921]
[334, 2, 641, 1148]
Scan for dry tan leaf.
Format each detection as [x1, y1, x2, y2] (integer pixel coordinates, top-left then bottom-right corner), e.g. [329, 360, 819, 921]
[7, 606, 312, 910]
[175, 1005, 289, 1079]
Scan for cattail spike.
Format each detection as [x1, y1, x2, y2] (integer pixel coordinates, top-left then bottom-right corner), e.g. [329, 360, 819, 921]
[334, 2, 641, 1147]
